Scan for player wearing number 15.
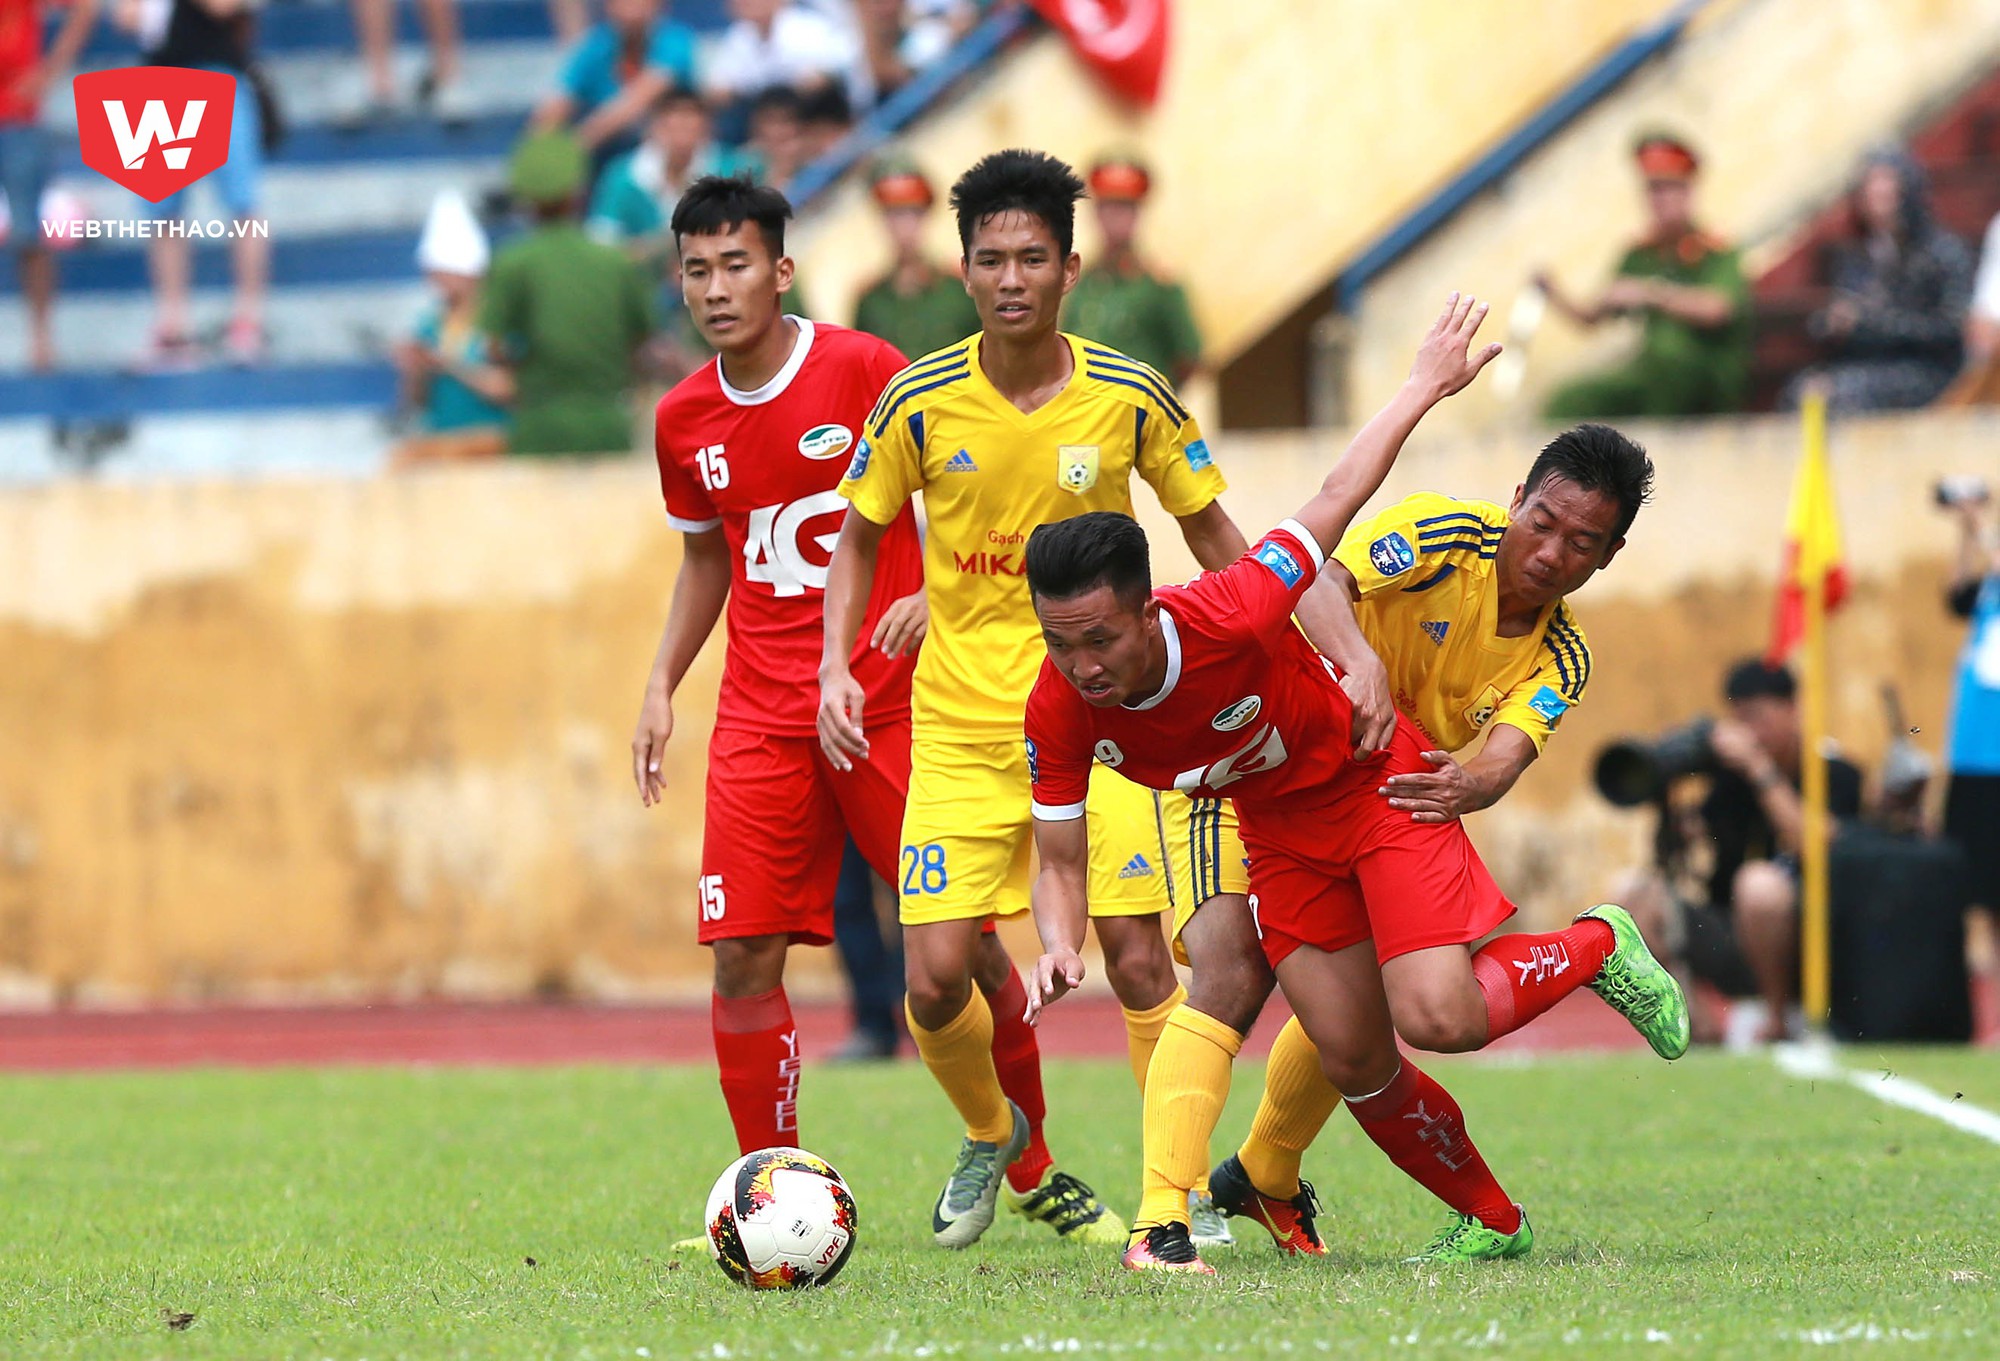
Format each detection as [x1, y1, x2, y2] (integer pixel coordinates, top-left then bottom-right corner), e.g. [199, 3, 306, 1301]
[633, 176, 923, 1167]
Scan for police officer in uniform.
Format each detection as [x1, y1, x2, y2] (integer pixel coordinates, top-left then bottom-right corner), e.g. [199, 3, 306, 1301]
[851, 156, 980, 360]
[1064, 151, 1203, 385]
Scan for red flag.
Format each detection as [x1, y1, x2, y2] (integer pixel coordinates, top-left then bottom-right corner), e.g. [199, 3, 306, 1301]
[1025, 0, 1170, 106]
[1767, 400, 1847, 662]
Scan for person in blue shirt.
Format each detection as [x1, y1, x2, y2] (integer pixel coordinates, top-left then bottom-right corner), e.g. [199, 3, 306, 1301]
[532, 0, 698, 163]
[587, 91, 752, 251]
[1943, 484, 2000, 916]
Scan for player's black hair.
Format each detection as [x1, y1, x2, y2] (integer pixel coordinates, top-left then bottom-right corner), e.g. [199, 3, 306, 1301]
[948, 149, 1087, 258]
[1025, 512, 1152, 612]
[1523, 424, 1655, 540]
[670, 173, 792, 260]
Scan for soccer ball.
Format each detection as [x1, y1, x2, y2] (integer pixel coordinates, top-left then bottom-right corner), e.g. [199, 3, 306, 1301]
[703, 1147, 858, 1289]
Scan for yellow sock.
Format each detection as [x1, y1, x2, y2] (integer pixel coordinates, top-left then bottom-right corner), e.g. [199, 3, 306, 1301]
[1123, 982, 1187, 1090]
[907, 991, 1013, 1143]
[1237, 1015, 1341, 1199]
[1136, 1005, 1242, 1231]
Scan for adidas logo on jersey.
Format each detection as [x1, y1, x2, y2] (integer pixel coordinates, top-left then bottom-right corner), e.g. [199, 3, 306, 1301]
[1118, 854, 1154, 879]
[943, 449, 979, 473]
[1421, 620, 1450, 646]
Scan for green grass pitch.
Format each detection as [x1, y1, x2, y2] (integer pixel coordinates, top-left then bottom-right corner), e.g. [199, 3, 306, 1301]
[3, 1050, 1997, 1359]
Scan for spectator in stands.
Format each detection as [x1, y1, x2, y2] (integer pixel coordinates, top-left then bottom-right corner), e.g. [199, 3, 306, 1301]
[1784, 149, 1973, 414]
[851, 157, 977, 360]
[743, 85, 807, 193]
[335, 0, 474, 128]
[701, 0, 855, 145]
[1537, 132, 1751, 419]
[532, 0, 698, 164]
[1942, 482, 2000, 920]
[0, 0, 97, 371]
[1829, 739, 1978, 1043]
[1063, 151, 1203, 384]
[481, 130, 655, 455]
[118, 0, 272, 368]
[848, 0, 978, 110]
[389, 191, 511, 468]
[796, 83, 852, 165]
[588, 90, 749, 257]
[1620, 659, 1864, 1044]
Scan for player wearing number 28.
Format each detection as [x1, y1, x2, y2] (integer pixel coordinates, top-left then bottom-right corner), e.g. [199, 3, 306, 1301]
[821, 150, 1263, 1250]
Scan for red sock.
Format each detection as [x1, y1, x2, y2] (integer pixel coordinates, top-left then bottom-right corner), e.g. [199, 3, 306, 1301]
[712, 988, 800, 1154]
[985, 966, 1055, 1192]
[1471, 918, 1615, 1042]
[1345, 1060, 1519, 1233]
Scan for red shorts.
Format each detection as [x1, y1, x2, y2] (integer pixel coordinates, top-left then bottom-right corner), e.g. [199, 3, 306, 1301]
[1237, 726, 1514, 969]
[698, 717, 911, 946]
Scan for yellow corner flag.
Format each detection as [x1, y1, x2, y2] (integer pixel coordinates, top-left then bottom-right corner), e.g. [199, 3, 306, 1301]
[1770, 390, 1843, 1023]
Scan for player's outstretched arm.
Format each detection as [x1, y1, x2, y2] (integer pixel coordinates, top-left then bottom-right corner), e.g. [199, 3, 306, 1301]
[1291, 292, 1500, 559]
[818, 508, 891, 770]
[631, 529, 731, 806]
[1024, 815, 1091, 1024]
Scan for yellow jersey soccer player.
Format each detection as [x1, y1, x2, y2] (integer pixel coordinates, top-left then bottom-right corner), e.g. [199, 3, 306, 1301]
[819, 150, 1256, 1250]
[1158, 426, 1665, 1257]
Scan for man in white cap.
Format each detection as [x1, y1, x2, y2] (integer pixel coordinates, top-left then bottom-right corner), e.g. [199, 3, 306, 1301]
[390, 190, 513, 468]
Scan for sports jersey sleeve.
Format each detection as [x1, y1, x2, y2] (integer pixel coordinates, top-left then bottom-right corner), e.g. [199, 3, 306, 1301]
[839, 373, 926, 526]
[1132, 376, 1227, 517]
[1333, 493, 1484, 597]
[1491, 603, 1591, 751]
[1025, 664, 1093, 820]
[653, 404, 720, 533]
[1190, 522, 1327, 644]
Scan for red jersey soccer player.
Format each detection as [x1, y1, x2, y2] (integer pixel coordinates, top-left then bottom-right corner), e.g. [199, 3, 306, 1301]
[1020, 296, 1688, 1272]
[635, 178, 1066, 1221]
[633, 176, 924, 1163]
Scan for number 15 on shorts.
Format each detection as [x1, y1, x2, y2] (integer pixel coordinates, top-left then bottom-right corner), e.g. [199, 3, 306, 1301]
[699, 874, 727, 921]
[901, 844, 948, 895]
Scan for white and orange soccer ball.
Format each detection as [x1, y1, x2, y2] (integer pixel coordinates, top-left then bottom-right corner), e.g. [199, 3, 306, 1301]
[703, 1147, 857, 1289]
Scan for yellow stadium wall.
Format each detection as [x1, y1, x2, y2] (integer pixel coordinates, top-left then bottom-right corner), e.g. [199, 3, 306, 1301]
[0, 411, 1987, 1004]
[791, 0, 1674, 368]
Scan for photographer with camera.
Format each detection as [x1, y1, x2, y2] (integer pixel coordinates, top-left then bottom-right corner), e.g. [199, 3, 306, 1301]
[1941, 478, 2000, 920]
[1610, 659, 1862, 1043]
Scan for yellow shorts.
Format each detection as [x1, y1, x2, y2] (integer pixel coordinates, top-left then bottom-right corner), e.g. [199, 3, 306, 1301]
[1170, 795, 1251, 964]
[899, 737, 1190, 927]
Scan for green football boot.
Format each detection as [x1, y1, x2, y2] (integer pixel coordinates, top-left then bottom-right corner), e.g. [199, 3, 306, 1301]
[1579, 902, 1691, 1061]
[1403, 1206, 1533, 1263]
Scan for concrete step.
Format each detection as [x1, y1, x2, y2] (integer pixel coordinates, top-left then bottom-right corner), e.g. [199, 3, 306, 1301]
[0, 406, 390, 483]
[0, 281, 424, 371]
[58, 41, 562, 141]
[43, 155, 506, 238]
[71, 0, 733, 61]
[0, 363, 396, 423]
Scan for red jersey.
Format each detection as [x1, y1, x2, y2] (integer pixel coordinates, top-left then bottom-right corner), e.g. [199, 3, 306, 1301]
[1027, 521, 1371, 816]
[655, 318, 923, 736]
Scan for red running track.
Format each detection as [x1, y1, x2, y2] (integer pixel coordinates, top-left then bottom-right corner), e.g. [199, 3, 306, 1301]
[0, 991, 1645, 1072]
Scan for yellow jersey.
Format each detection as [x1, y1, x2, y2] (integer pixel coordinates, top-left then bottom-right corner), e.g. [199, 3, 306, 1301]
[839, 332, 1227, 740]
[1331, 492, 1591, 754]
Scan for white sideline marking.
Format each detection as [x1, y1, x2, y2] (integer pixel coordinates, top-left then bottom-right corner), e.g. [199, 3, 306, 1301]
[1773, 1040, 2000, 1147]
